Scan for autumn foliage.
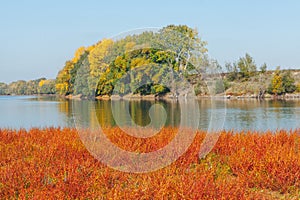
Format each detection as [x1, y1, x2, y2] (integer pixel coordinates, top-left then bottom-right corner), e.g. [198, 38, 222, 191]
[0, 128, 299, 199]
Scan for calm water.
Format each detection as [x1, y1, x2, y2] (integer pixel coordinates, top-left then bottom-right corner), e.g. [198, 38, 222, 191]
[0, 95, 299, 131]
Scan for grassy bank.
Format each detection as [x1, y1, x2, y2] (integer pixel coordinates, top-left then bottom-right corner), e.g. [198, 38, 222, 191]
[0, 128, 299, 199]
[224, 70, 300, 96]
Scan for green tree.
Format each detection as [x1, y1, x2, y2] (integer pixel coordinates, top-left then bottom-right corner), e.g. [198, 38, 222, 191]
[73, 55, 90, 96]
[26, 78, 45, 94]
[237, 53, 257, 78]
[8, 80, 27, 95]
[39, 79, 56, 94]
[282, 70, 296, 93]
[260, 63, 267, 73]
[70, 52, 90, 95]
[225, 62, 238, 81]
[214, 80, 225, 94]
[156, 25, 207, 72]
[0, 82, 8, 95]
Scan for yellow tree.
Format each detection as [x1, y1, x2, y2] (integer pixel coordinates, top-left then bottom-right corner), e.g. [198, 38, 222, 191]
[56, 61, 73, 95]
[88, 39, 114, 94]
[55, 47, 87, 95]
[271, 67, 284, 96]
[72, 46, 86, 63]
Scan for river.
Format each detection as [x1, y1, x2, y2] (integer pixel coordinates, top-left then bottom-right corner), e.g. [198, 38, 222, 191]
[0, 95, 299, 131]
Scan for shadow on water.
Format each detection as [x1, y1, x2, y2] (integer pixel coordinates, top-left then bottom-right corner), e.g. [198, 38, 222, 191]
[71, 99, 182, 129]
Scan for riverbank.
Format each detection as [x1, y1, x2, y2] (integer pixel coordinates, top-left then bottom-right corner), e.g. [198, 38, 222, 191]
[2, 92, 300, 101]
[1, 128, 299, 199]
[62, 92, 300, 101]
[1, 69, 299, 101]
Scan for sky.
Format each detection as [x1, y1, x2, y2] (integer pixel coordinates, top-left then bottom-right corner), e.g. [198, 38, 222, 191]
[0, 0, 300, 83]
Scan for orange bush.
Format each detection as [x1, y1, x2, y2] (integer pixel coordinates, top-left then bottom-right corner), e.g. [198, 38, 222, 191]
[0, 128, 299, 199]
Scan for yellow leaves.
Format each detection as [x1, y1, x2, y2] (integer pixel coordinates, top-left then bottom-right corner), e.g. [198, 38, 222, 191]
[55, 83, 63, 91]
[89, 39, 114, 61]
[125, 41, 136, 52]
[114, 56, 126, 69]
[72, 46, 86, 63]
[55, 60, 75, 95]
[86, 45, 95, 53]
[297, 83, 300, 92]
[55, 83, 68, 95]
[39, 80, 52, 88]
[130, 57, 150, 68]
[271, 67, 284, 95]
[88, 39, 114, 77]
[39, 80, 45, 88]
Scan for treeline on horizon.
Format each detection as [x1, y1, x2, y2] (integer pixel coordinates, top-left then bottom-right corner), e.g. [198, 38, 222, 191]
[0, 78, 55, 96]
[0, 25, 299, 97]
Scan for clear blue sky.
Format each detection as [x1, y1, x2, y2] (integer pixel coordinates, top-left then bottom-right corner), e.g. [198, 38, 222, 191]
[0, 0, 300, 83]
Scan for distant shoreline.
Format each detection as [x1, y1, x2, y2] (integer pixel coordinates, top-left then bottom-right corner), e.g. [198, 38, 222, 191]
[64, 93, 300, 101]
[2, 93, 300, 101]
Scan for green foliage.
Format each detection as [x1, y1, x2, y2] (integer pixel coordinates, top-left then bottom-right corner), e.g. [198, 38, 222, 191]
[93, 35, 199, 96]
[26, 79, 42, 94]
[156, 25, 207, 72]
[214, 80, 225, 94]
[71, 52, 90, 96]
[260, 63, 267, 73]
[237, 53, 257, 78]
[297, 83, 300, 93]
[282, 71, 296, 93]
[193, 83, 202, 95]
[3, 23, 299, 98]
[51, 24, 298, 98]
[39, 79, 56, 94]
[75, 65, 90, 96]
[0, 78, 55, 95]
[152, 84, 170, 95]
[268, 68, 297, 95]
[53, 25, 208, 97]
[8, 80, 27, 95]
[225, 62, 239, 81]
[0, 82, 8, 95]
[214, 79, 230, 94]
[225, 54, 257, 81]
[223, 79, 231, 91]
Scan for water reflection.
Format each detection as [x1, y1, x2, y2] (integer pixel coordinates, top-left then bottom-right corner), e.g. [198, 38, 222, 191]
[70, 99, 299, 131]
[224, 99, 300, 130]
[0, 96, 299, 131]
[72, 100, 183, 129]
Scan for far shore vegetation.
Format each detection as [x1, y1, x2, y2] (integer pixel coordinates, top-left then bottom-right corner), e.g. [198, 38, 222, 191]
[1, 25, 299, 99]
